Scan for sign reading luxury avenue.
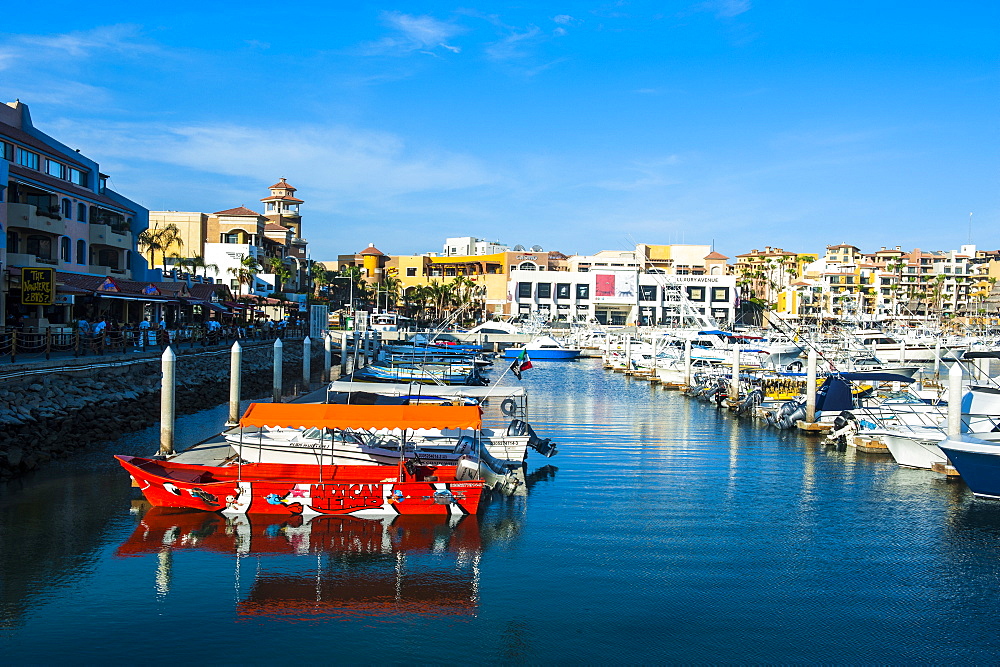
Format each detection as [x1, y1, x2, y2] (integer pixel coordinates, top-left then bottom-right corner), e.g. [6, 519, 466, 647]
[21, 267, 55, 306]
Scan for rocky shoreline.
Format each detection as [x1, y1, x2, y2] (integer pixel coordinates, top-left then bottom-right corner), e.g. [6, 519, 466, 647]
[0, 340, 331, 479]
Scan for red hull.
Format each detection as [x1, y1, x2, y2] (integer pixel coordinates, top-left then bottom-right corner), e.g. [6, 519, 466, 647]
[117, 455, 484, 516]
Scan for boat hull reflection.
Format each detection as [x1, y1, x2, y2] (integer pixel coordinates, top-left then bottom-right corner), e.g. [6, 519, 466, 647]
[118, 508, 484, 619]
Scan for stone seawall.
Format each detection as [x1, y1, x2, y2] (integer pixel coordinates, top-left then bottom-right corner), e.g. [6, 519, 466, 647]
[0, 340, 333, 480]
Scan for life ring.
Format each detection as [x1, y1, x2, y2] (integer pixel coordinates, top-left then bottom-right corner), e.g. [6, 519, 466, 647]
[501, 398, 518, 416]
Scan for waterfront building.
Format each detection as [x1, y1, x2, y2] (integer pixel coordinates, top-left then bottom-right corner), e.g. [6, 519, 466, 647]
[507, 261, 737, 326]
[1, 100, 151, 327]
[148, 179, 310, 299]
[734, 247, 803, 306]
[442, 236, 508, 257]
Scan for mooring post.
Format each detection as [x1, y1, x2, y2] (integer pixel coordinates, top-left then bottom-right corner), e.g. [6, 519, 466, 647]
[805, 346, 818, 423]
[934, 338, 941, 377]
[684, 338, 692, 387]
[273, 338, 283, 403]
[303, 336, 312, 392]
[340, 331, 349, 375]
[159, 346, 176, 456]
[730, 344, 741, 401]
[948, 362, 964, 436]
[624, 334, 631, 370]
[228, 341, 242, 425]
[899, 339, 906, 364]
[324, 333, 332, 382]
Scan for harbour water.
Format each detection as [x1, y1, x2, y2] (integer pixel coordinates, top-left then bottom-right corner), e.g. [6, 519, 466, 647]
[3, 359, 1000, 662]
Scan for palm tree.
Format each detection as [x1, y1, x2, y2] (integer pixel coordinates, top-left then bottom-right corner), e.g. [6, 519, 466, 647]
[310, 262, 331, 298]
[378, 271, 403, 311]
[227, 254, 260, 296]
[187, 254, 220, 279]
[138, 223, 184, 272]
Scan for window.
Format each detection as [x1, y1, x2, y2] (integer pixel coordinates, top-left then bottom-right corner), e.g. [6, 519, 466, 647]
[711, 287, 730, 302]
[99, 176, 107, 193]
[16, 147, 39, 169]
[26, 235, 53, 259]
[77, 203, 86, 222]
[47, 160, 65, 179]
[77, 239, 86, 264]
[406, 267, 417, 277]
[7, 230, 18, 253]
[0, 141, 12, 160]
[61, 198, 72, 218]
[69, 168, 87, 186]
[59, 236, 70, 262]
[224, 233, 240, 244]
[517, 282, 532, 299]
[537, 283, 551, 299]
[556, 283, 570, 299]
[639, 285, 657, 301]
[845, 276, 854, 285]
[686, 287, 705, 302]
[576, 284, 590, 300]
[518, 261, 537, 270]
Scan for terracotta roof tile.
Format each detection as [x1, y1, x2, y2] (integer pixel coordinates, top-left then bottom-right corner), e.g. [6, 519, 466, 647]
[260, 195, 304, 203]
[359, 245, 386, 256]
[267, 178, 296, 191]
[213, 206, 262, 217]
[703, 251, 729, 260]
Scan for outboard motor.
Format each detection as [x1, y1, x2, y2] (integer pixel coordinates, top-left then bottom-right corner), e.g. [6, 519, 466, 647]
[826, 410, 858, 451]
[737, 387, 764, 417]
[773, 397, 806, 430]
[508, 420, 558, 458]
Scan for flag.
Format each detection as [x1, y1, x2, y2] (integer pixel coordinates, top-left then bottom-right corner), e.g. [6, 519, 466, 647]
[518, 349, 533, 372]
[509, 356, 522, 380]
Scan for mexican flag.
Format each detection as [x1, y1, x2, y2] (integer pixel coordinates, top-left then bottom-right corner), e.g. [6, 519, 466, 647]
[509, 348, 533, 379]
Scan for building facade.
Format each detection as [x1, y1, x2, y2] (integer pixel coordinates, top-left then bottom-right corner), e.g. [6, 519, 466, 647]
[1, 100, 150, 326]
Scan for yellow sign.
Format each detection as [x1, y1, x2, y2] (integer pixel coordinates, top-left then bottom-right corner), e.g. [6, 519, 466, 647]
[22, 267, 56, 306]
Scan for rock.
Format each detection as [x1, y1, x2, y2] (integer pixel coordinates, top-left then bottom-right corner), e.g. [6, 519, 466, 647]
[6, 446, 23, 467]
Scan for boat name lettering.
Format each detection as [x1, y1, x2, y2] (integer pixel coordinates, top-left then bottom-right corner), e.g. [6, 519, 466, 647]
[308, 483, 384, 511]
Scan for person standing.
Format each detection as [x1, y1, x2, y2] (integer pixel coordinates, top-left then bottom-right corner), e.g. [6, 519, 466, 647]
[92, 317, 107, 355]
[138, 318, 151, 350]
[77, 317, 91, 356]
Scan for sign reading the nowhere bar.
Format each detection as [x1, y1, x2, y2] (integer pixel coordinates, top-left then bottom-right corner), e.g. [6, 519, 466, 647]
[21, 267, 56, 306]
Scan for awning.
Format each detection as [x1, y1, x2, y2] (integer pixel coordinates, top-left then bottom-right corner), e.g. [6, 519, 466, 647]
[238, 403, 482, 431]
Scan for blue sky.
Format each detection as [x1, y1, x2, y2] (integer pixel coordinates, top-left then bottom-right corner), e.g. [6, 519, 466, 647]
[2, 1, 997, 260]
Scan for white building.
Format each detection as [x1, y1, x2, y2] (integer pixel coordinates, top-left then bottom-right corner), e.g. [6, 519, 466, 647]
[442, 236, 508, 257]
[507, 268, 737, 326]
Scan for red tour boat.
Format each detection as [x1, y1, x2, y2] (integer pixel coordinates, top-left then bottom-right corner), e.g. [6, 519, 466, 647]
[117, 403, 486, 516]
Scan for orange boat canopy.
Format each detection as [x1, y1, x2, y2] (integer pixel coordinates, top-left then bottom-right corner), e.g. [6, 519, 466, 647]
[238, 403, 482, 431]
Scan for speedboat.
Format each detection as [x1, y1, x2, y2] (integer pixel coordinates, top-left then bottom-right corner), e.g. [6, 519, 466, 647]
[502, 335, 581, 360]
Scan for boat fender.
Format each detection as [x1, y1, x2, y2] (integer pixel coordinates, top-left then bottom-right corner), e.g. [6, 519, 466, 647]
[501, 398, 518, 416]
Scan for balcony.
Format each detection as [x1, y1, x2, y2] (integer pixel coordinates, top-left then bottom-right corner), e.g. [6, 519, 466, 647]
[87, 264, 130, 278]
[7, 203, 66, 236]
[8, 252, 61, 269]
[90, 224, 132, 249]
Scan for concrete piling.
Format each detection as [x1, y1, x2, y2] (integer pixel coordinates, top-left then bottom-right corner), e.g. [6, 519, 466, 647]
[324, 333, 332, 382]
[228, 341, 241, 425]
[948, 362, 964, 437]
[303, 336, 312, 392]
[159, 346, 175, 456]
[273, 338, 283, 403]
[805, 346, 818, 423]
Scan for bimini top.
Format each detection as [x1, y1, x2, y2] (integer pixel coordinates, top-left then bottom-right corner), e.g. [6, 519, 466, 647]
[239, 403, 482, 431]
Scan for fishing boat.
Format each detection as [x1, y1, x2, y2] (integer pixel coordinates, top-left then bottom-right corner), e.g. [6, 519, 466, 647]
[502, 335, 581, 360]
[938, 433, 1000, 499]
[116, 403, 487, 516]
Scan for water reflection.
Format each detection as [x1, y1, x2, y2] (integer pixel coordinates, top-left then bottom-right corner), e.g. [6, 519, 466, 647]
[119, 508, 489, 620]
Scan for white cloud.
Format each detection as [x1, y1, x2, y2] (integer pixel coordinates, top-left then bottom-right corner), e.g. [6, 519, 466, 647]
[553, 15, 577, 25]
[485, 26, 543, 61]
[48, 119, 495, 211]
[359, 11, 465, 56]
[697, 0, 752, 18]
[1, 24, 157, 64]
